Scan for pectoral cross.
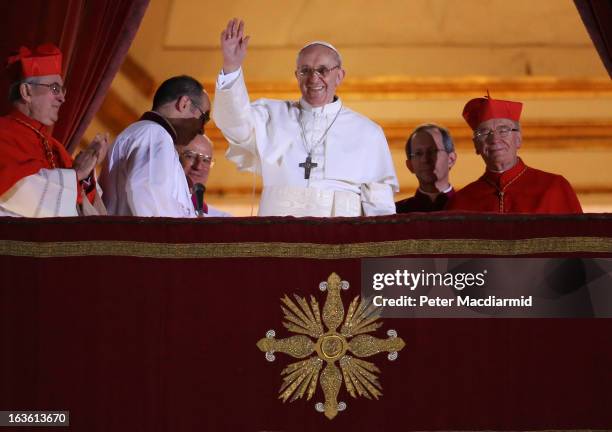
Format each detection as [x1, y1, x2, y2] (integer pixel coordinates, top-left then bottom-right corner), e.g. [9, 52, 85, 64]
[299, 155, 318, 180]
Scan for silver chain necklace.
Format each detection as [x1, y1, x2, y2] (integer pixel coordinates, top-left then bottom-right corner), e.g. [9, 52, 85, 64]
[298, 101, 343, 155]
[297, 101, 343, 180]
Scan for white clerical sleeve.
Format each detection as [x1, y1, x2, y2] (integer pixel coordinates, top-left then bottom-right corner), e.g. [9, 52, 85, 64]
[125, 137, 189, 217]
[0, 168, 78, 217]
[361, 183, 396, 216]
[213, 69, 265, 174]
[216, 68, 241, 89]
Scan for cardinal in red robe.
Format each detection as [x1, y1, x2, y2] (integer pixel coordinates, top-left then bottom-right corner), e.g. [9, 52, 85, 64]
[0, 43, 108, 217]
[447, 94, 582, 214]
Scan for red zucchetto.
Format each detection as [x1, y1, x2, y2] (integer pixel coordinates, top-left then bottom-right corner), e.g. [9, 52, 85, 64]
[462, 92, 523, 130]
[6, 43, 62, 81]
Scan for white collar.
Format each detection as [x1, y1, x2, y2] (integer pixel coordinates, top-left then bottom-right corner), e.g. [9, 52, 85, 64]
[299, 97, 343, 115]
[440, 184, 453, 194]
[418, 184, 453, 195]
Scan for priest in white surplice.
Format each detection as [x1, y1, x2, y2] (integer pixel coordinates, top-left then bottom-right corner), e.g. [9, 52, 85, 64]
[213, 19, 398, 217]
[101, 75, 210, 217]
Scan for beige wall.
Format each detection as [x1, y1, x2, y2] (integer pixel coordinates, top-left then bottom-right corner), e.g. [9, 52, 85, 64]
[132, 0, 607, 79]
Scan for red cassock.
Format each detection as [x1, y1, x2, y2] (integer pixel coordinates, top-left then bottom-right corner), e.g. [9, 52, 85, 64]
[0, 109, 89, 204]
[447, 158, 582, 214]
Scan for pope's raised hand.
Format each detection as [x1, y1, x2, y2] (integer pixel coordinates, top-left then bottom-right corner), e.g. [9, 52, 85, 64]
[220, 18, 250, 74]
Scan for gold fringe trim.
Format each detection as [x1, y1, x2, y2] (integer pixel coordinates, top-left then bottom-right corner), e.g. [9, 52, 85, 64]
[0, 237, 611, 259]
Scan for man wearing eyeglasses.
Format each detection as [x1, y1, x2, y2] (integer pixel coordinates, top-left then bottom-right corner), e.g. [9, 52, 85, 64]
[176, 134, 231, 217]
[0, 43, 108, 217]
[213, 19, 398, 217]
[102, 75, 211, 217]
[396, 124, 457, 213]
[447, 95, 582, 213]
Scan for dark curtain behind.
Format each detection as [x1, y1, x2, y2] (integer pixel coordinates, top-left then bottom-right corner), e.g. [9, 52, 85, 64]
[0, 1, 71, 115]
[574, 0, 612, 78]
[0, 0, 149, 152]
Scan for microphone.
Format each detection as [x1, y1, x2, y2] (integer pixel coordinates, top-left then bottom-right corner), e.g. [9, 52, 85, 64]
[193, 183, 206, 217]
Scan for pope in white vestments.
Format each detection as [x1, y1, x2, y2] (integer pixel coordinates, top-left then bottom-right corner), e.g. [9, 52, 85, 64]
[213, 19, 398, 217]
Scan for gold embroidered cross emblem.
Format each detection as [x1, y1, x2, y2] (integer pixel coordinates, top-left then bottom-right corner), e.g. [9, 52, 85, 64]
[257, 273, 406, 419]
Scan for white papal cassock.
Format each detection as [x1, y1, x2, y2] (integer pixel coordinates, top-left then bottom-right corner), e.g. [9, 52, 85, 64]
[213, 69, 399, 217]
[101, 119, 195, 217]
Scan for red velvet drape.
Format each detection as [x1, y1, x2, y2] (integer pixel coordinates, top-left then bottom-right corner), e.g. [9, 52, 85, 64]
[1, 215, 612, 431]
[0, 0, 149, 152]
[575, 0, 612, 78]
[0, 1, 71, 113]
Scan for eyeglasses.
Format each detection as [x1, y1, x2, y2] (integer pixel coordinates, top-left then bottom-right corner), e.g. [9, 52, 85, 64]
[28, 82, 66, 96]
[181, 150, 215, 166]
[409, 148, 448, 160]
[189, 98, 210, 125]
[474, 126, 519, 141]
[296, 65, 340, 79]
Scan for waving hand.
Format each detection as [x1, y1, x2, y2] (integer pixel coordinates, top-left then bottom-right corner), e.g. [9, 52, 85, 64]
[221, 18, 250, 74]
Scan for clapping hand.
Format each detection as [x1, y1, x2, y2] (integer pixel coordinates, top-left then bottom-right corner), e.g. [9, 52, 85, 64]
[221, 18, 250, 74]
[73, 133, 110, 181]
[88, 133, 110, 163]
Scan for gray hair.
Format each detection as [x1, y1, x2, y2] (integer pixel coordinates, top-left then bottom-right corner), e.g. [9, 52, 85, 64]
[8, 77, 40, 103]
[406, 123, 455, 159]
